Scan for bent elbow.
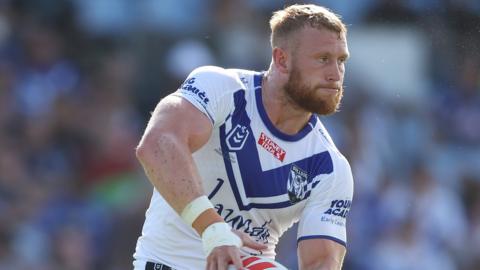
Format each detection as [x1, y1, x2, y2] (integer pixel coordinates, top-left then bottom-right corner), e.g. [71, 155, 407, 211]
[135, 131, 179, 163]
[135, 140, 148, 162]
[135, 136, 151, 164]
[135, 131, 161, 162]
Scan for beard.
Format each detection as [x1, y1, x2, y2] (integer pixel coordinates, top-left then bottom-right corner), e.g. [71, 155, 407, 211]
[283, 66, 343, 115]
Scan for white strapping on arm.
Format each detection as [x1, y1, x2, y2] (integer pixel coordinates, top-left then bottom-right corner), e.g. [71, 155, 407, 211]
[202, 222, 242, 256]
[180, 195, 242, 256]
[180, 195, 214, 226]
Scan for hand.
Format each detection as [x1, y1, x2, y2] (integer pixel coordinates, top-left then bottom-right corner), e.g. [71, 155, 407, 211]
[206, 230, 268, 270]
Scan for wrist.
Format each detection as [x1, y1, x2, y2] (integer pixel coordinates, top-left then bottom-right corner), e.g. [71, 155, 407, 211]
[181, 195, 224, 235]
[192, 208, 224, 235]
[201, 222, 242, 256]
[181, 195, 214, 226]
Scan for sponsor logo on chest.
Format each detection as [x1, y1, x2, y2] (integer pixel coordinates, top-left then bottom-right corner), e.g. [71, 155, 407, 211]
[257, 132, 286, 161]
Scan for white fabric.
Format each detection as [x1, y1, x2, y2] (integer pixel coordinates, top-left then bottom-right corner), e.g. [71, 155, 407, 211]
[132, 259, 146, 270]
[180, 195, 214, 226]
[133, 66, 354, 269]
[202, 222, 242, 256]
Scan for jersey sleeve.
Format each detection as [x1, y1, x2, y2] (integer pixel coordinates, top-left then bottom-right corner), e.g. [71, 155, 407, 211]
[172, 66, 243, 127]
[297, 155, 354, 247]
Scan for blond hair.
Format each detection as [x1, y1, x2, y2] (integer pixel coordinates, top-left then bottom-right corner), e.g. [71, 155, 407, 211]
[269, 4, 347, 48]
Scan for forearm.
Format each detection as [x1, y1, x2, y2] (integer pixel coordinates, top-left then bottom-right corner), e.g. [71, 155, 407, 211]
[136, 131, 230, 241]
[301, 257, 343, 270]
[136, 132, 205, 214]
[136, 131, 225, 235]
[298, 239, 346, 270]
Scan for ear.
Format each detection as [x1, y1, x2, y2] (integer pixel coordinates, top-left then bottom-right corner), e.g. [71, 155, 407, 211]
[272, 47, 290, 74]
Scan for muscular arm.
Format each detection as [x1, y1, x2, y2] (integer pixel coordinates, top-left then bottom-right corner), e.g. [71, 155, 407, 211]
[136, 94, 265, 269]
[135, 94, 224, 234]
[298, 238, 346, 270]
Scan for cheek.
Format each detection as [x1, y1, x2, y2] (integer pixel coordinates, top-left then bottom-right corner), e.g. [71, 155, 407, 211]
[339, 65, 346, 77]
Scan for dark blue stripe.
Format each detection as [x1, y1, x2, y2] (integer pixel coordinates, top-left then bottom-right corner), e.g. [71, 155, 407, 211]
[254, 72, 263, 89]
[219, 88, 333, 210]
[253, 73, 317, 141]
[220, 124, 248, 209]
[297, 235, 347, 248]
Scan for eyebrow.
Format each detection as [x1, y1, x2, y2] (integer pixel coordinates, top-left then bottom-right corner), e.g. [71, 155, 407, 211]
[313, 52, 350, 59]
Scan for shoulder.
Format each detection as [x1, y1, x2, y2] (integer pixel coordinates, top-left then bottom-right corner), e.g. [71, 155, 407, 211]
[330, 152, 354, 195]
[312, 118, 352, 182]
[333, 153, 352, 177]
[176, 66, 256, 125]
[177, 66, 243, 108]
[184, 66, 245, 89]
[190, 65, 235, 78]
[307, 129, 354, 199]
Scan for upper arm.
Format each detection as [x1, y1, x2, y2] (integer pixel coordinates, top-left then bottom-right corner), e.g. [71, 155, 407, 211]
[140, 94, 213, 153]
[139, 66, 241, 152]
[297, 155, 354, 269]
[298, 238, 346, 270]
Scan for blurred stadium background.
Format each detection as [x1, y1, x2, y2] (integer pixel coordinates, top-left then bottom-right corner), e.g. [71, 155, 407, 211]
[0, 0, 479, 269]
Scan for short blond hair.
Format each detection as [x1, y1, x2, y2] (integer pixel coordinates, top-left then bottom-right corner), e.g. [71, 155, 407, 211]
[269, 4, 347, 47]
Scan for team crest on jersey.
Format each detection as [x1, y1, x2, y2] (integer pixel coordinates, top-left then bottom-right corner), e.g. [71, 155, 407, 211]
[226, 124, 250, 151]
[287, 165, 309, 203]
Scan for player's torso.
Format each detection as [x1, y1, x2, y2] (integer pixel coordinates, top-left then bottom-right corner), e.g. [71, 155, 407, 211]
[193, 70, 337, 248]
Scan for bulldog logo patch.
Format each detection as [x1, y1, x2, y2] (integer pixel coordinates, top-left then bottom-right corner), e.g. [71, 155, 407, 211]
[287, 165, 309, 204]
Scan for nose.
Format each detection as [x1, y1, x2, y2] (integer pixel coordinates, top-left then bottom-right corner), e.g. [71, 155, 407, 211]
[326, 63, 341, 82]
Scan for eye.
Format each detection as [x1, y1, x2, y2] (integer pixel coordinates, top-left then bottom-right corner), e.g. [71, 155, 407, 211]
[318, 56, 329, 64]
[338, 57, 347, 64]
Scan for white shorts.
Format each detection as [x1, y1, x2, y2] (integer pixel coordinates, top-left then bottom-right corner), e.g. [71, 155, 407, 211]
[133, 259, 175, 270]
[132, 259, 146, 270]
[133, 260, 147, 270]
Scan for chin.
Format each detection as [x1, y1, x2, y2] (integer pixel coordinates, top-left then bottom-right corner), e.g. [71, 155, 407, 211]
[315, 105, 338, 115]
[310, 95, 341, 115]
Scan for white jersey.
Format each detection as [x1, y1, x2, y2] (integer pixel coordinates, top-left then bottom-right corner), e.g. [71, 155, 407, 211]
[134, 66, 354, 269]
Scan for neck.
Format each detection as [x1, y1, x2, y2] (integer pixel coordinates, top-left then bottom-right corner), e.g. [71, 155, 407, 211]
[261, 70, 312, 135]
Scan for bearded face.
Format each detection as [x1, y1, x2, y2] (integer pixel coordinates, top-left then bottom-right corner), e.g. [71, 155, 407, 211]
[283, 63, 344, 115]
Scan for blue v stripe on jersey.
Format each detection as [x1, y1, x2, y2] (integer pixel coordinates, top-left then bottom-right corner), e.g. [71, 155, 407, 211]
[219, 88, 333, 210]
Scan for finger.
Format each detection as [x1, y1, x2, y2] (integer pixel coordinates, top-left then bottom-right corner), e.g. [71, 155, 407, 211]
[232, 230, 268, 250]
[206, 257, 213, 270]
[207, 252, 217, 270]
[217, 256, 229, 270]
[228, 247, 244, 270]
[241, 237, 268, 250]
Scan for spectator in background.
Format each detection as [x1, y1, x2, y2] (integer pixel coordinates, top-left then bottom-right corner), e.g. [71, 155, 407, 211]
[0, 1, 479, 269]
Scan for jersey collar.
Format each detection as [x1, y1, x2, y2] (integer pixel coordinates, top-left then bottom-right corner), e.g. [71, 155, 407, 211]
[254, 73, 317, 142]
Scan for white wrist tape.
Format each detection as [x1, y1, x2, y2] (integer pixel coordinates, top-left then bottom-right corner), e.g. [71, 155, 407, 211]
[201, 222, 242, 256]
[180, 195, 214, 226]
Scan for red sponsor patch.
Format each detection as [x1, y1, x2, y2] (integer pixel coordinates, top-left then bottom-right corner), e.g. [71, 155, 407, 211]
[258, 132, 286, 161]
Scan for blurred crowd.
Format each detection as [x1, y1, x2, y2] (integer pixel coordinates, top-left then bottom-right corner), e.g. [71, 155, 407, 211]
[0, 0, 479, 269]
